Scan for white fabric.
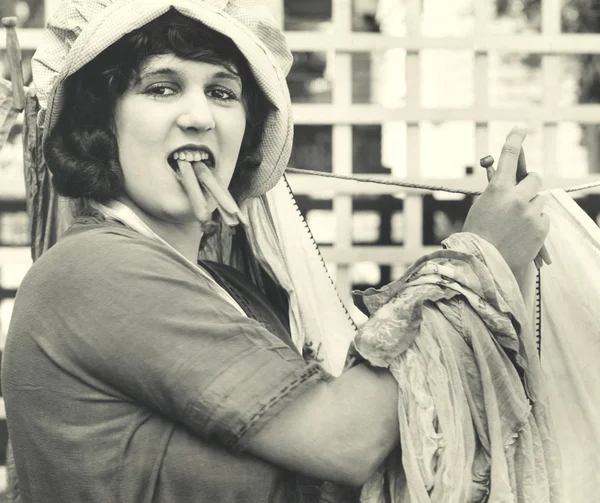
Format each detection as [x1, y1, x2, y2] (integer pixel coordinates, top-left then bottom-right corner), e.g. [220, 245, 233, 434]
[355, 189, 600, 502]
[243, 178, 358, 376]
[528, 189, 600, 503]
[355, 232, 561, 503]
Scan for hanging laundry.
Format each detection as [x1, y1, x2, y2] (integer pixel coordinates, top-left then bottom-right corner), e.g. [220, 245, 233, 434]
[355, 200, 584, 503]
[533, 190, 600, 503]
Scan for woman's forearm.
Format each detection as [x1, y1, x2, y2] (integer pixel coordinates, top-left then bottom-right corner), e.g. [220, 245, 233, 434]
[245, 363, 399, 486]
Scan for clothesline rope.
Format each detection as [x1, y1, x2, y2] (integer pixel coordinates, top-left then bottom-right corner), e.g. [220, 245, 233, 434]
[285, 167, 600, 195]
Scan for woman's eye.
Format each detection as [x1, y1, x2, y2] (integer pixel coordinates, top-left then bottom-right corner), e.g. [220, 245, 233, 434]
[144, 84, 177, 97]
[208, 87, 238, 102]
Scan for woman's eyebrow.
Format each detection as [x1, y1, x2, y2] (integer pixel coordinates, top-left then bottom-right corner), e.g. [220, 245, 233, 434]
[139, 67, 179, 79]
[212, 70, 242, 84]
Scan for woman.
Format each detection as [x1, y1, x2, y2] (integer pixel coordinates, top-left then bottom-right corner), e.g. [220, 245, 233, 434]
[1, 1, 551, 502]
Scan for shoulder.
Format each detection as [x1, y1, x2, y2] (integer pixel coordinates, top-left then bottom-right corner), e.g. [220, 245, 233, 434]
[12, 216, 238, 343]
[58, 215, 168, 265]
[20, 216, 197, 301]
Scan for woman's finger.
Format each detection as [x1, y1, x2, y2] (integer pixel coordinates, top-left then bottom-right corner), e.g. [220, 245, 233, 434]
[494, 126, 527, 185]
[516, 148, 528, 183]
[539, 243, 552, 265]
[515, 172, 543, 201]
[481, 144, 529, 186]
[529, 196, 552, 266]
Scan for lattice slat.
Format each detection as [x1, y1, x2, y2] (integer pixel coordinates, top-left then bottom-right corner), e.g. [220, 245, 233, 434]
[331, 0, 354, 310]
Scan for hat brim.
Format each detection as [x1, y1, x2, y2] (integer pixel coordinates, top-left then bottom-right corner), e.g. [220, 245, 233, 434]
[41, 0, 293, 199]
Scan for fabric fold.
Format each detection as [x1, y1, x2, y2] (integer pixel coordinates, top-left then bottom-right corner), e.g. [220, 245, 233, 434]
[533, 189, 600, 503]
[354, 232, 562, 503]
[243, 176, 358, 377]
[0, 78, 18, 154]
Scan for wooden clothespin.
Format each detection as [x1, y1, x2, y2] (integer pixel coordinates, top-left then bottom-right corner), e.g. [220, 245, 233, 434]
[2, 16, 26, 111]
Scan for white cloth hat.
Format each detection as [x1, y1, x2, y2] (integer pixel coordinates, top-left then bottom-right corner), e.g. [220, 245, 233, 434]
[32, 0, 294, 199]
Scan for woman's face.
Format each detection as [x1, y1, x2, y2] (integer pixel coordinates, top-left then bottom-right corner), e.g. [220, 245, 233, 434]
[113, 54, 247, 225]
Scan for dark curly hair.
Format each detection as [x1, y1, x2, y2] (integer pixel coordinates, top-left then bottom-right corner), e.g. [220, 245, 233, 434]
[44, 9, 270, 203]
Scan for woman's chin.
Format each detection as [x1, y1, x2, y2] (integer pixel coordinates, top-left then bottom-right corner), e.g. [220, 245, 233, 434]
[163, 210, 204, 226]
[141, 203, 201, 227]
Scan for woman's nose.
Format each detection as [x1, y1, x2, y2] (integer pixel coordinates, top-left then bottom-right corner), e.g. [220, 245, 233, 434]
[175, 94, 215, 132]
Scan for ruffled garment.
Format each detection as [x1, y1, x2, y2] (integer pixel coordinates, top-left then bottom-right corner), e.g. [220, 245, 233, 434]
[353, 233, 562, 503]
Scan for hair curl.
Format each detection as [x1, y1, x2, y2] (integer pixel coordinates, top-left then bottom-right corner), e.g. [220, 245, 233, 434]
[44, 9, 270, 203]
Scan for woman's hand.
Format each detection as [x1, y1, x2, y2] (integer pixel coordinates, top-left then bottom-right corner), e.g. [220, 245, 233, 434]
[462, 126, 550, 277]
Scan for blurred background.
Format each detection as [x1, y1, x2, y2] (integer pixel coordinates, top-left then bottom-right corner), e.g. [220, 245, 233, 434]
[2, 0, 600, 497]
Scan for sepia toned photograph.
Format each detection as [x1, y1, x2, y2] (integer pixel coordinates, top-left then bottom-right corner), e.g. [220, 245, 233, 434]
[0, 0, 599, 501]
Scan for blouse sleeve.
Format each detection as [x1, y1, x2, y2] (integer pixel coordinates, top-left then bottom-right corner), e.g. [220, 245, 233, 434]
[30, 226, 328, 453]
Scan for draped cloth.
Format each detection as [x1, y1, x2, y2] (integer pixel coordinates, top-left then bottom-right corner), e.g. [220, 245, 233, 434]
[20, 90, 85, 262]
[354, 232, 563, 503]
[535, 190, 600, 503]
[354, 190, 600, 503]
[0, 79, 18, 152]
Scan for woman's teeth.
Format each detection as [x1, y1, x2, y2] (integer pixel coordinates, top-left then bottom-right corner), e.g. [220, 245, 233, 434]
[172, 150, 210, 163]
